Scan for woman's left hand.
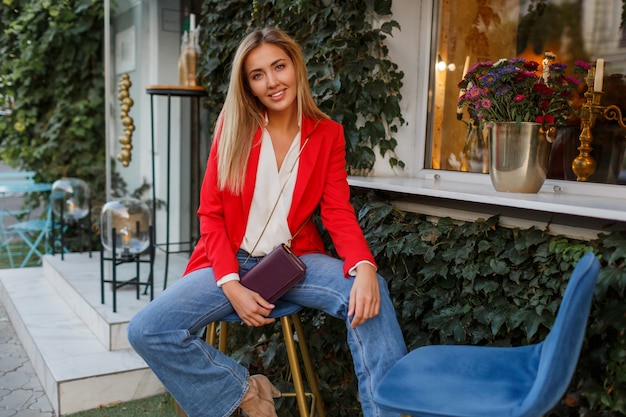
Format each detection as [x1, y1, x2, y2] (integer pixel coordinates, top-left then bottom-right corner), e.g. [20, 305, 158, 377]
[348, 263, 380, 328]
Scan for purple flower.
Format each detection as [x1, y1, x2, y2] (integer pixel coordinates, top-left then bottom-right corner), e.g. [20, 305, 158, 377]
[481, 72, 498, 87]
[497, 65, 517, 75]
[496, 85, 511, 96]
[549, 63, 567, 72]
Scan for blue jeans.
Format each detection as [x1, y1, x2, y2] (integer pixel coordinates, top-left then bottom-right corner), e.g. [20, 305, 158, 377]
[128, 252, 407, 417]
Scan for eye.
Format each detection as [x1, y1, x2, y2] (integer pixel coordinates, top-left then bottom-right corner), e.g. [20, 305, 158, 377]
[251, 72, 262, 80]
[276, 64, 285, 71]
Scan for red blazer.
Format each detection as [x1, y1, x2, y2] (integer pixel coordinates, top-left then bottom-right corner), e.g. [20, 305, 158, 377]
[184, 116, 376, 282]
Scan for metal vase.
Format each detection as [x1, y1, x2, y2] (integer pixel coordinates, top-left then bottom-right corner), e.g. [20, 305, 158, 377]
[488, 122, 553, 193]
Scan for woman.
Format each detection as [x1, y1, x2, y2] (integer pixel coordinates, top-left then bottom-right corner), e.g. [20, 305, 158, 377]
[128, 27, 407, 417]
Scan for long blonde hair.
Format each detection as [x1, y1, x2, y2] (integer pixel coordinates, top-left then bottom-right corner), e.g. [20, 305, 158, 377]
[216, 27, 327, 194]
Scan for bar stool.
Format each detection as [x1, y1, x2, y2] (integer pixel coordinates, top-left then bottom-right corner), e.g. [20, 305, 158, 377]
[206, 301, 325, 417]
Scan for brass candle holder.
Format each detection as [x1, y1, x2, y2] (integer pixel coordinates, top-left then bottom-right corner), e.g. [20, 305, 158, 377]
[573, 66, 626, 181]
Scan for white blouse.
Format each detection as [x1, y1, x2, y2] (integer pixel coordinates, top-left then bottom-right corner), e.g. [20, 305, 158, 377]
[241, 128, 301, 256]
[216, 128, 301, 287]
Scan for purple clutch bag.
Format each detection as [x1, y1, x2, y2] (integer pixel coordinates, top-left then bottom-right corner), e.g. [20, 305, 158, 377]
[240, 244, 306, 303]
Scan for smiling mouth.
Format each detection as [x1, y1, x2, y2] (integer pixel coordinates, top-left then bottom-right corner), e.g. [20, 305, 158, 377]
[270, 90, 285, 98]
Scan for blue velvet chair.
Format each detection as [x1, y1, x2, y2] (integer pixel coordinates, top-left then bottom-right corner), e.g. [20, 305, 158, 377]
[374, 252, 600, 417]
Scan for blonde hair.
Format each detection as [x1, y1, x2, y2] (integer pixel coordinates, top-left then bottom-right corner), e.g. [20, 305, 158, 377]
[216, 27, 328, 194]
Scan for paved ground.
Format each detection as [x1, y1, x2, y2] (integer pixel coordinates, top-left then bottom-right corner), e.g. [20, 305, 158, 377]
[0, 163, 55, 417]
[0, 300, 56, 417]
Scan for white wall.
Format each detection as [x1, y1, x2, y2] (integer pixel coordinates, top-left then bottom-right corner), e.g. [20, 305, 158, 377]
[111, 0, 187, 249]
[373, 0, 432, 177]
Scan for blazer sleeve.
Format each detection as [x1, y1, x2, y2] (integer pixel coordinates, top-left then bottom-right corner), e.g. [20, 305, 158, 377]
[318, 123, 376, 276]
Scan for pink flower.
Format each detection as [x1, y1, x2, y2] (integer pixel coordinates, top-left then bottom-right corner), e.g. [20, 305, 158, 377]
[575, 60, 591, 71]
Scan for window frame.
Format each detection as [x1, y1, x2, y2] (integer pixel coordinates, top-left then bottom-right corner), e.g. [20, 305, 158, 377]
[351, 0, 626, 224]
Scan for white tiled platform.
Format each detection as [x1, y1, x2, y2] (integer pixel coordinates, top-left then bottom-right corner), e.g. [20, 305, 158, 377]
[0, 251, 188, 416]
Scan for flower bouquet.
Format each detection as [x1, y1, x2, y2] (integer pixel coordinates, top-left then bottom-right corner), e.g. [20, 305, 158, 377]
[456, 53, 590, 192]
[457, 53, 589, 127]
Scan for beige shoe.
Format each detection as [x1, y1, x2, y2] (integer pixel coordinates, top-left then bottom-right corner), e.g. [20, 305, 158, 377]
[239, 374, 281, 417]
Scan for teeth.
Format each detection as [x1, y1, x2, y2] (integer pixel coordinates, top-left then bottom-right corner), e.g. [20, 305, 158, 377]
[271, 91, 282, 97]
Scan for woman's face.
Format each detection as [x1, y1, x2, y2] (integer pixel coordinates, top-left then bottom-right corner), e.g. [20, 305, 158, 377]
[244, 43, 297, 116]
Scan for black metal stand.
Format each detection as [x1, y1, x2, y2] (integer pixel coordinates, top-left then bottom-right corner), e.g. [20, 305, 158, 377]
[51, 199, 93, 260]
[146, 85, 208, 290]
[100, 225, 154, 313]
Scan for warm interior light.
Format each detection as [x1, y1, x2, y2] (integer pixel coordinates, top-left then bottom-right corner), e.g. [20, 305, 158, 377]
[436, 56, 447, 71]
[51, 178, 90, 220]
[100, 197, 152, 258]
[120, 226, 132, 248]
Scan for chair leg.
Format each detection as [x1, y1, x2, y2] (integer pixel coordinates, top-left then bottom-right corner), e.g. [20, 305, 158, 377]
[218, 322, 229, 353]
[292, 314, 325, 417]
[17, 229, 45, 268]
[205, 316, 323, 417]
[205, 322, 229, 353]
[281, 315, 310, 417]
[205, 322, 218, 345]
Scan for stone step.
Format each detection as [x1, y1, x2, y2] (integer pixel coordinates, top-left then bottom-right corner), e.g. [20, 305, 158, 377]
[0, 251, 188, 415]
[43, 252, 171, 351]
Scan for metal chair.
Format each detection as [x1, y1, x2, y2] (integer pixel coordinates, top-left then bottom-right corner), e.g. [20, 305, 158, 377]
[6, 200, 54, 268]
[206, 301, 325, 417]
[0, 182, 54, 267]
[0, 173, 38, 266]
[373, 252, 600, 417]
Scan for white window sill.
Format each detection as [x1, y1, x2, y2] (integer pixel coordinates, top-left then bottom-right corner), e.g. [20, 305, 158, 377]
[348, 171, 626, 223]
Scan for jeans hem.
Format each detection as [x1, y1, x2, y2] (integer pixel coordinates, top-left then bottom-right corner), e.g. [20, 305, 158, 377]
[220, 378, 249, 417]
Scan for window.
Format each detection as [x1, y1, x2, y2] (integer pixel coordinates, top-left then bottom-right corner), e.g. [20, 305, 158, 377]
[429, 0, 626, 186]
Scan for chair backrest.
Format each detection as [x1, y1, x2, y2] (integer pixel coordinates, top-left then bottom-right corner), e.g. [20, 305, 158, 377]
[0, 171, 36, 188]
[518, 252, 600, 417]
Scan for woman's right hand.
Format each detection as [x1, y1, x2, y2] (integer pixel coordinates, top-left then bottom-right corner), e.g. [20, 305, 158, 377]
[220, 281, 276, 327]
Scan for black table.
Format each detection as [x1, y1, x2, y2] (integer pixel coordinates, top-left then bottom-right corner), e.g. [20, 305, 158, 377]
[146, 85, 208, 289]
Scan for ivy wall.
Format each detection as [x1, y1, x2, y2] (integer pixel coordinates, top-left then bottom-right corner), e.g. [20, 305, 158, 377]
[0, 1, 107, 195]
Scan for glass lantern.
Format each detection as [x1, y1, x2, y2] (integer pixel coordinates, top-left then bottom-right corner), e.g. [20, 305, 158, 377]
[100, 197, 152, 259]
[51, 177, 90, 220]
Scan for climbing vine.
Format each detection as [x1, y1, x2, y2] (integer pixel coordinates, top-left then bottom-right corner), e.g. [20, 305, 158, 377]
[0, 0, 107, 196]
[197, 0, 405, 174]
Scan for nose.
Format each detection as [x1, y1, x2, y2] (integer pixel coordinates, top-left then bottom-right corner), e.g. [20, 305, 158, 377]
[266, 72, 278, 88]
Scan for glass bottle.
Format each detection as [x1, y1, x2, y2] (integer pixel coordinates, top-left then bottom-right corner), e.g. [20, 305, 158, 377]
[462, 122, 487, 173]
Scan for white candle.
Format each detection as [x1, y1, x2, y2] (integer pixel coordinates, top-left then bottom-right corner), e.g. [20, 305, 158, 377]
[594, 58, 604, 93]
[457, 56, 471, 116]
[462, 55, 470, 79]
[189, 13, 195, 32]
